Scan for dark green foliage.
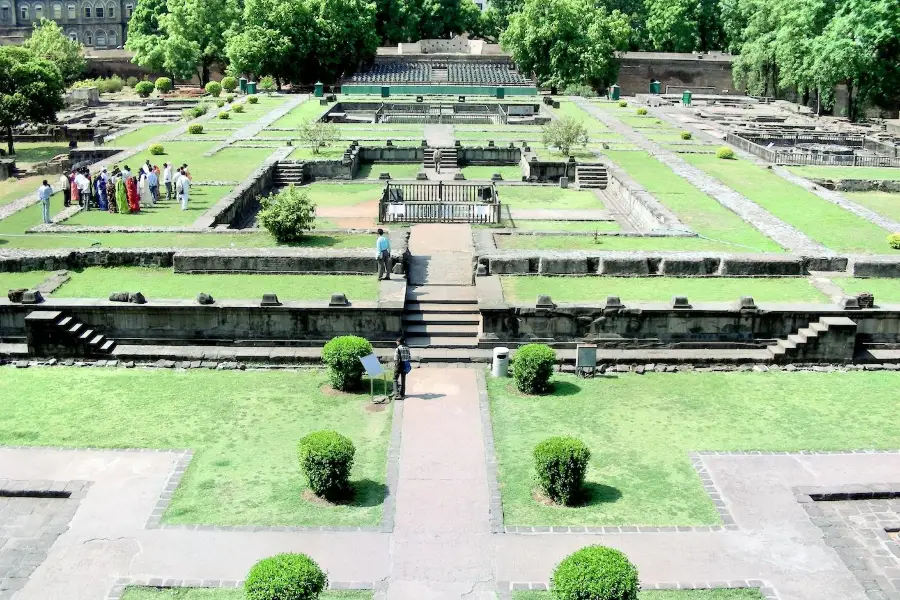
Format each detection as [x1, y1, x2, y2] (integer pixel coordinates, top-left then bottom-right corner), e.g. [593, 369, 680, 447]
[217, 111, 230, 119]
[888, 233, 900, 250]
[512, 343, 556, 394]
[297, 430, 356, 499]
[248, 95, 259, 103]
[135, 81, 155, 97]
[533, 436, 590, 505]
[205, 81, 223, 97]
[245, 553, 328, 600]
[0, 46, 65, 155]
[155, 77, 172, 93]
[716, 146, 735, 159]
[232, 104, 244, 113]
[221, 76, 238, 92]
[256, 185, 316, 244]
[551, 545, 639, 600]
[636, 107, 647, 115]
[148, 143, 164, 155]
[188, 124, 204, 134]
[321, 335, 372, 391]
[680, 131, 692, 140]
[126, 76, 139, 87]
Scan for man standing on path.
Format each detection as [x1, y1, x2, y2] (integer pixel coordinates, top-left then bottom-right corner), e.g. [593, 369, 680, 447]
[163, 163, 172, 201]
[392, 337, 411, 400]
[37, 180, 53, 224]
[179, 168, 191, 210]
[147, 166, 159, 205]
[376, 228, 391, 280]
[60, 172, 71, 207]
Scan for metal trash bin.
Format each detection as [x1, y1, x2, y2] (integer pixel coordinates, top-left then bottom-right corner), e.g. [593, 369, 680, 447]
[247, 81, 257, 94]
[609, 84, 620, 100]
[239, 77, 247, 93]
[492, 347, 510, 378]
[682, 90, 692, 106]
[314, 81, 324, 97]
[649, 80, 661, 94]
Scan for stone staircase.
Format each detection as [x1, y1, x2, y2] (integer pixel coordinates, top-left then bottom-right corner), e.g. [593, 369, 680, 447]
[24, 310, 116, 357]
[403, 286, 480, 349]
[423, 147, 458, 171]
[576, 164, 609, 189]
[767, 316, 857, 363]
[273, 162, 305, 186]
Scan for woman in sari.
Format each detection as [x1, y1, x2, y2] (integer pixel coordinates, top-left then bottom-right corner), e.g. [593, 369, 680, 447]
[139, 171, 152, 207]
[125, 173, 140, 212]
[115, 174, 128, 214]
[94, 173, 107, 211]
[106, 172, 117, 213]
[69, 171, 80, 207]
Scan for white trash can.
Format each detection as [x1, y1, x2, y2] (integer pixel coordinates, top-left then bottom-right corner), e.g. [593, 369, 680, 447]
[492, 347, 510, 378]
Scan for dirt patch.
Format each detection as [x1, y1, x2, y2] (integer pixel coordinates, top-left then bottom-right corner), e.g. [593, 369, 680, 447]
[320, 383, 359, 397]
[365, 402, 388, 412]
[532, 487, 566, 508]
[301, 489, 353, 507]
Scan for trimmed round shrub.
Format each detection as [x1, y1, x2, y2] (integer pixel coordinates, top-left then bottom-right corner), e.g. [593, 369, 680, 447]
[188, 124, 204, 134]
[298, 430, 356, 499]
[259, 75, 276, 92]
[232, 103, 244, 113]
[551, 545, 639, 600]
[321, 335, 372, 391]
[155, 77, 172, 93]
[126, 76, 138, 88]
[135, 81, 155, 98]
[221, 76, 237, 92]
[245, 553, 328, 600]
[248, 95, 259, 104]
[534, 436, 591, 505]
[216, 99, 226, 108]
[635, 107, 647, 115]
[617, 100, 627, 107]
[148, 143, 164, 155]
[716, 146, 735, 159]
[512, 343, 556, 394]
[218, 111, 230, 120]
[226, 94, 236, 103]
[680, 131, 692, 140]
[888, 233, 900, 249]
[205, 81, 223, 97]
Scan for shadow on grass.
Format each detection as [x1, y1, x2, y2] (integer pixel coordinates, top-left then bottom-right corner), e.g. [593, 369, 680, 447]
[351, 479, 389, 508]
[280, 235, 358, 248]
[581, 482, 622, 506]
[551, 380, 582, 396]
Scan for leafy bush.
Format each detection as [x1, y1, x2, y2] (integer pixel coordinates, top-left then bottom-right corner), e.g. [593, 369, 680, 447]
[636, 107, 647, 115]
[148, 143, 164, 155]
[245, 553, 328, 600]
[259, 76, 276, 92]
[205, 81, 223, 97]
[297, 119, 339, 154]
[298, 431, 356, 499]
[126, 76, 138, 88]
[562, 84, 596, 97]
[888, 233, 900, 249]
[534, 436, 591, 505]
[218, 111, 230, 119]
[320, 335, 372, 392]
[716, 146, 735, 159]
[551, 546, 639, 600]
[182, 108, 196, 120]
[617, 100, 627, 107]
[76, 75, 124, 94]
[188, 124, 204, 134]
[135, 81, 155, 98]
[248, 95, 259, 104]
[257, 184, 316, 244]
[541, 116, 589, 157]
[680, 131, 692, 140]
[226, 94, 236, 103]
[155, 77, 172, 93]
[512, 343, 556, 394]
[232, 103, 244, 113]
[221, 76, 237, 92]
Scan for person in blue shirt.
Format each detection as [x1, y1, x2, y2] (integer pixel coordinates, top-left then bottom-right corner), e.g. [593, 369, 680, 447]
[376, 228, 391, 280]
[37, 180, 53, 224]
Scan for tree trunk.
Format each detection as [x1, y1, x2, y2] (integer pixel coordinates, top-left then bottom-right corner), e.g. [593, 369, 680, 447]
[5, 125, 14, 156]
[276, 76, 282, 91]
[201, 64, 211, 87]
[846, 80, 854, 122]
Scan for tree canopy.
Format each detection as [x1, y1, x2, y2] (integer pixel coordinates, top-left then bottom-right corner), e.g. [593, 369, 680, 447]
[0, 46, 65, 155]
[23, 19, 85, 84]
[124, 0, 169, 73]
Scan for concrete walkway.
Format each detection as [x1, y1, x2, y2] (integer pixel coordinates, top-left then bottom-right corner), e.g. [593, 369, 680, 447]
[407, 224, 474, 286]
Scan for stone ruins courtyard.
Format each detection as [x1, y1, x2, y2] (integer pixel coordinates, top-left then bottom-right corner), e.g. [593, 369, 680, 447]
[2, 88, 900, 600]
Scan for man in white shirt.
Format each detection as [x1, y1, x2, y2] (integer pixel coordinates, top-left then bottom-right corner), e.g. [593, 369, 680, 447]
[75, 171, 91, 207]
[179, 169, 191, 210]
[59, 173, 71, 207]
[37, 180, 53, 224]
[163, 163, 172, 201]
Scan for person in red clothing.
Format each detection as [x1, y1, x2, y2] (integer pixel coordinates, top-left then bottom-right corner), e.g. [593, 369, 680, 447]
[69, 171, 80, 207]
[125, 172, 140, 212]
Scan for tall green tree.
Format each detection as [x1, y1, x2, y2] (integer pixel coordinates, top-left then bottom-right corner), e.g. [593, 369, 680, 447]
[308, 0, 380, 83]
[501, 0, 629, 89]
[0, 47, 65, 155]
[644, 0, 698, 52]
[161, 0, 240, 85]
[225, 0, 313, 84]
[23, 19, 85, 83]
[125, 0, 169, 73]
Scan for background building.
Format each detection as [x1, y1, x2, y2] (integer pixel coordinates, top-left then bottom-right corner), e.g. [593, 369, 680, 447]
[0, 0, 132, 47]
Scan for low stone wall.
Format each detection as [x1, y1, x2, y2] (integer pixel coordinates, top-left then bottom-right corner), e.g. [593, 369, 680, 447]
[2, 299, 402, 346]
[358, 146, 424, 162]
[603, 162, 686, 232]
[196, 153, 282, 228]
[479, 301, 900, 347]
[0, 249, 175, 273]
[521, 154, 575, 182]
[810, 178, 900, 193]
[459, 146, 521, 165]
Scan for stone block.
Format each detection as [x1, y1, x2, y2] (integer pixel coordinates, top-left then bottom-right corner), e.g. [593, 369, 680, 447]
[538, 256, 589, 274]
[21, 290, 43, 304]
[606, 296, 624, 308]
[129, 292, 146, 304]
[600, 257, 650, 275]
[379, 172, 391, 180]
[560, 176, 569, 189]
[416, 172, 428, 180]
[804, 256, 849, 273]
[720, 256, 802, 276]
[839, 296, 861, 310]
[197, 293, 215, 305]
[672, 296, 691, 309]
[7, 288, 25, 303]
[660, 257, 720, 276]
[453, 173, 465, 180]
[491, 173, 503, 181]
[489, 257, 530, 274]
[329, 293, 349, 306]
[475, 263, 488, 276]
[850, 259, 900, 278]
[535, 295, 556, 309]
[109, 292, 129, 302]
[856, 291, 875, 308]
[736, 296, 757, 310]
[260, 293, 281, 307]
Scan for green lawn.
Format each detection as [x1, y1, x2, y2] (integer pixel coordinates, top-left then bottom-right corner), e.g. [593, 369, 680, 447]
[490, 372, 900, 527]
[0, 174, 46, 206]
[109, 124, 180, 147]
[844, 191, 900, 222]
[7, 142, 70, 164]
[788, 166, 900, 181]
[617, 115, 677, 130]
[501, 276, 827, 304]
[269, 100, 329, 128]
[499, 187, 604, 210]
[302, 183, 381, 207]
[52, 268, 378, 301]
[290, 146, 348, 160]
[833, 277, 900, 304]
[463, 166, 523, 181]
[61, 187, 232, 226]
[683, 155, 895, 254]
[552, 101, 609, 132]
[357, 163, 421, 180]
[504, 220, 620, 232]
[0, 369, 392, 526]
[495, 234, 757, 252]
[121, 143, 275, 182]
[455, 131, 540, 143]
[514, 590, 764, 600]
[606, 151, 783, 253]
[123, 589, 372, 600]
[0, 271, 52, 291]
[532, 144, 600, 161]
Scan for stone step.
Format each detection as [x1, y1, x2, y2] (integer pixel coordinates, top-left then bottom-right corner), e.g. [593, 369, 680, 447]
[402, 313, 480, 325]
[405, 302, 479, 314]
[89, 334, 105, 347]
[68, 322, 84, 335]
[787, 333, 807, 346]
[404, 324, 479, 337]
[797, 327, 820, 340]
[406, 336, 480, 348]
[78, 329, 95, 341]
[406, 287, 477, 304]
[100, 340, 116, 353]
[57, 316, 74, 328]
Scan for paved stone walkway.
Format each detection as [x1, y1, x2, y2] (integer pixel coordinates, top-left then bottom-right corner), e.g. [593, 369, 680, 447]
[424, 125, 455, 148]
[407, 223, 473, 286]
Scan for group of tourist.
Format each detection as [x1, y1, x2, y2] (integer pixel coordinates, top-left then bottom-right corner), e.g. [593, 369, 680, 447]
[37, 161, 194, 224]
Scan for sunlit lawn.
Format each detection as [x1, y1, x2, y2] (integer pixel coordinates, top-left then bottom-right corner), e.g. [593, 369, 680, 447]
[843, 191, 900, 222]
[61, 187, 232, 226]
